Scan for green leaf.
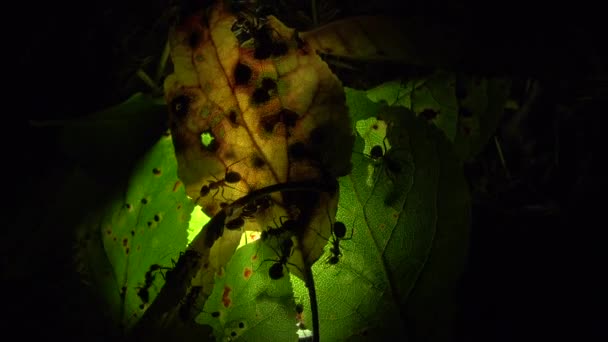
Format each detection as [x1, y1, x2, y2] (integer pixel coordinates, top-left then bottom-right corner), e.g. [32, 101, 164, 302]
[78, 79, 470, 341]
[367, 70, 459, 142]
[197, 242, 298, 341]
[291, 89, 470, 340]
[97, 135, 194, 330]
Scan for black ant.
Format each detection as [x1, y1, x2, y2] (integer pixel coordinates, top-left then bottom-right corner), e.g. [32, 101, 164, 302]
[314, 210, 353, 265]
[366, 137, 403, 181]
[260, 216, 298, 241]
[229, 3, 287, 59]
[197, 159, 244, 201]
[240, 195, 273, 219]
[266, 238, 297, 280]
[256, 236, 301, 280]
[136, 263, 170, 308]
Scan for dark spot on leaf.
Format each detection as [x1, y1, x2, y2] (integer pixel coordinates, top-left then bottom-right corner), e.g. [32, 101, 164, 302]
[420, 108, 439, 120]
[252, 87, 271, 104]
[130, 230, 135, 236]
[272, 41, 288, 56]
[239, 322, 245, 329]
[295, 303, 304, 313]
[141, 198, 148, 205]
[189, 30, 201, 48]
[125, 247, 130, 255]
[372, 124, 379, 130]
[260, 109, 299, 133]
[147, 221, 152, 227]
[261, 77, 276, 91]
[211, 311, 220, 318]
[222, 286, 232, 307]
[113, 237, 117, 242]
[106, 229, 112, 235]
[278, 109, 299, 127]
[125, 203, 131, 210]
[231, 331, 237, 337]
[122, 238, 128, 246]
[234, 63, 252, 85]
[309, 126, 326, 145]
[288, 142, 307, 160]
[229, 110, 238, 125]
[170, 95, 190, 118]
[252, 155, 265, 168]
[152, 168, 161, 175]
[243, 267, 252, 279]
[459, 107, 473, 117]
[154, 214, 160, 222]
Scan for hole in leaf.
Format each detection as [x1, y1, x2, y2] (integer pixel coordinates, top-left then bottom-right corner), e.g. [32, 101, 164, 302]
[200, 131, 216, 149]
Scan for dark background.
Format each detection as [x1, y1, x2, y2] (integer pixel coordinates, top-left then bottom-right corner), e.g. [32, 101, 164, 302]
[4, 0, 606, 340]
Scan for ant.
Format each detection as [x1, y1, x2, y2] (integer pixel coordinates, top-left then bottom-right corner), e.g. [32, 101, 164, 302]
[136, 263, 170, 308]
[366, 136, 403, 181]
[229, 3, 287, 59]
[326, 220, 353, 265]
[266, 238, 297, 280]
[260, 216, 298, 241]
[314, 209, 354, 265]
[240, 195, 273, 219]
[256, 236, 302, 280]
[197, 159, 244, 201]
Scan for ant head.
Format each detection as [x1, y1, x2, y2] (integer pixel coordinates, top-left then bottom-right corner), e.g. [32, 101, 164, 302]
[333, 222, 347, 239]
[268, 263, 284, 280]
[369, 145, 384, 159]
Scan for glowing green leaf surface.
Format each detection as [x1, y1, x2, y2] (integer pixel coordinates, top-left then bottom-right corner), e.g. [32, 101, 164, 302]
[291, 87, 469, 341]
[198, 242, 297, 341]
[100, 135, 194, 330]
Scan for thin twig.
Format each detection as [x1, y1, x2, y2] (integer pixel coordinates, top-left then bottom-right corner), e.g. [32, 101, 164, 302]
[311, 0, 318, 27]
[304, 266, 320, 342]
[136, 68, 163, 95]
[155, 40, 171, 85]
[494, 135, 510, 180]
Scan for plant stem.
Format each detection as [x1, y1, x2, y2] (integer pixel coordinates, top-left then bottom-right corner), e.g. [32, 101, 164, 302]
[304, 265, 320, 342]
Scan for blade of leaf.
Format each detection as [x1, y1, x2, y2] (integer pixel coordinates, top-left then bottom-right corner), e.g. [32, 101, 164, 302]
[198, 242, 298, 341]
[100, 135, 194, 330]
